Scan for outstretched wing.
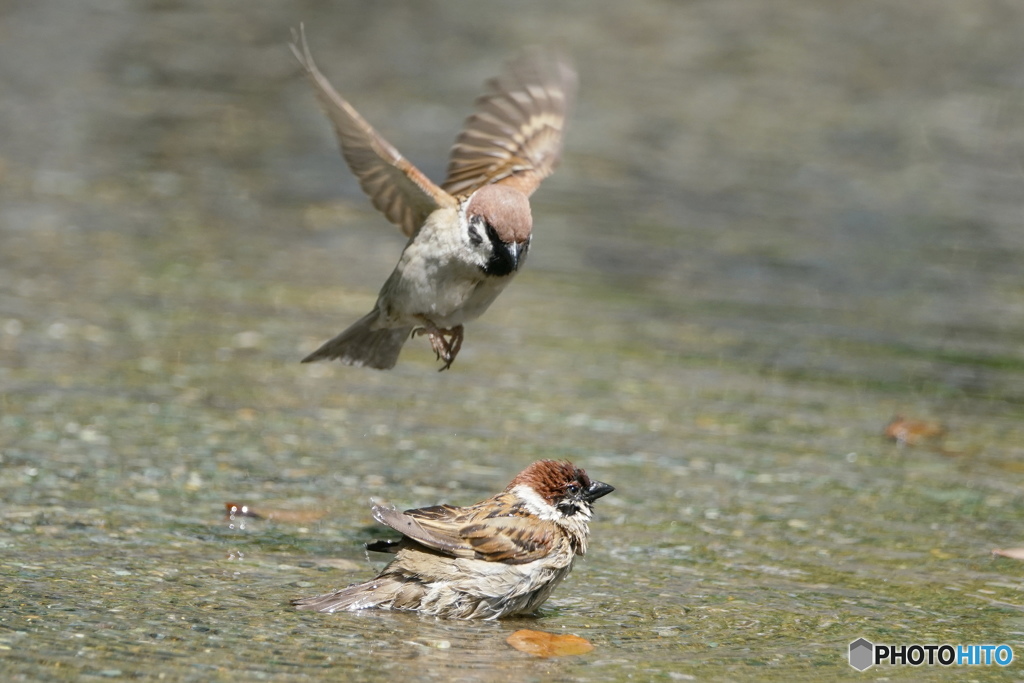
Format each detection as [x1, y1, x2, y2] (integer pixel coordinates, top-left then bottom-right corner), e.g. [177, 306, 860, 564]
[441, 47, 577, 198]
[372, 496, 560, 565]
[290, 26, 456, 237]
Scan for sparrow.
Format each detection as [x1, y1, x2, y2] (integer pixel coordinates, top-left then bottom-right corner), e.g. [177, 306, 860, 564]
[289, 27, 576, 370]
[292, 460, 613, 619]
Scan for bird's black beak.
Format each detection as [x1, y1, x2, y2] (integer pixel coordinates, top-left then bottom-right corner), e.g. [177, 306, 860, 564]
[505, 241, 523, 273]
[583, 480, 614, 502]
[485, 236, 530, 277]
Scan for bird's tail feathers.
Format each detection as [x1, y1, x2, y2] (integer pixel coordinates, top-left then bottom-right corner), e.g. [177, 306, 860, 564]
[301, 310, 411, 369]
[292, 577, 413, 613]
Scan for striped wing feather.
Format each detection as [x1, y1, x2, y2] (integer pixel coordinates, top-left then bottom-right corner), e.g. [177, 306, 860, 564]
[442, 47, 577, 198]
[372, 495, 558, 565]
[290, 26, 455, 237]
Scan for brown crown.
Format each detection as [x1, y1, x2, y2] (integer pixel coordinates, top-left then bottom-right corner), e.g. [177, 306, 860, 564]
[506, 460, 592, 504]
[465, 184, 532, 244]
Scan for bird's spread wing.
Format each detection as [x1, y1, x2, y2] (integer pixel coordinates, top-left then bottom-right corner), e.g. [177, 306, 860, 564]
[441, 47, 577, 198]
[372, 497, 559, 565]
[290, 26, 456, 237]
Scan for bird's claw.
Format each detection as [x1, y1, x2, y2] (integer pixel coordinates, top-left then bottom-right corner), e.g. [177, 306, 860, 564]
[412, 323, 464, 371]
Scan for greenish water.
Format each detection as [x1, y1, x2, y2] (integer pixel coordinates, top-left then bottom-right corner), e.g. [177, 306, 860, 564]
[3, 1, 1024, 681]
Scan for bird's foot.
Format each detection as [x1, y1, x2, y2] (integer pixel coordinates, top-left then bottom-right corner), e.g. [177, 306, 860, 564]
[412, 322, 464, 371]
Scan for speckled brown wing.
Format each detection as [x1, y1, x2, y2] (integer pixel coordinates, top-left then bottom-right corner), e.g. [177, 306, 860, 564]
[371, 495, 560, 565]
[458, 515, 561, 564]
[290, 26, 456, 237]
[441, 47, 577, 199]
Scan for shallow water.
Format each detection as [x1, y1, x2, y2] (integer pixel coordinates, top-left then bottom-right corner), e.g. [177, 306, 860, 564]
[3, 1, 1024, 680]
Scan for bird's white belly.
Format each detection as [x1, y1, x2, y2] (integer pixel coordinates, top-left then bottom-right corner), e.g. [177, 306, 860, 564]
[379, 239, 514, 328]
[429, 275, 510, 327]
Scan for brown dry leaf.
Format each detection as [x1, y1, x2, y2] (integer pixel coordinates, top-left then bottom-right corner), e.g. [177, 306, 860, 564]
[224, 502, 328, 524]
[992, 548, 1024, 560]
[506, 629, 594, 658]
[883, 416, 946, 446]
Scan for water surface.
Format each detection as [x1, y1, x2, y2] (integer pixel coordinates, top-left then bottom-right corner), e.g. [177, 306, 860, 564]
[2, 1, 1024, 680]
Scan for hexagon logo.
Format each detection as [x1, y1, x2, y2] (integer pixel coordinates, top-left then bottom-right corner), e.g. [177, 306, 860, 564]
[849, 638, 874, 671]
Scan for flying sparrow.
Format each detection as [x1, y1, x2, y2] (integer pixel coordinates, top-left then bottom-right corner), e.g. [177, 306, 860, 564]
[290, 28, 576, 370]
[292, 460, 613, 619]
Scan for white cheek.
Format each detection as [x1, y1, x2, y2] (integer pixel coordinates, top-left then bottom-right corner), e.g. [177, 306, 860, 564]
[463, 233, 493, 270]
[511, 484, 561, 521]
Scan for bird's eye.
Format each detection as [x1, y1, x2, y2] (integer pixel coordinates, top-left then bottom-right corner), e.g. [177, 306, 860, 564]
[567, 483, 581, 496]
[467, 219, 484, 246]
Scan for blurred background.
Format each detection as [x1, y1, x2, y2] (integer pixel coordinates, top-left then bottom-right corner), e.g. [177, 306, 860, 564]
[2, 1, 1023, 680]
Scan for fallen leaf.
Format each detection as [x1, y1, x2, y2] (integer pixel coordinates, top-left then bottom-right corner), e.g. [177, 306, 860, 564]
[883, 416, 946, 446]
[506, 629, 594, 658]
[992, 548, 1024, 560]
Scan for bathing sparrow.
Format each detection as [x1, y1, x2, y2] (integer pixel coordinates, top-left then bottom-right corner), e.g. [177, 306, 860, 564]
[293, 460, 613, 619]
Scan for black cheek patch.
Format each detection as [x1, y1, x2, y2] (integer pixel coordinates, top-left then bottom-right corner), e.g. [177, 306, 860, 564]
[557, 501, 581, 517]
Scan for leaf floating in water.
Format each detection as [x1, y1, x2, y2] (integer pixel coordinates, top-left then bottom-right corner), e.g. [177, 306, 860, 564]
[224, 502, 328, 524]
[506, 629, 594, 658]
[992, 548, 1024, 561]
[883, 416, 946, 446]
